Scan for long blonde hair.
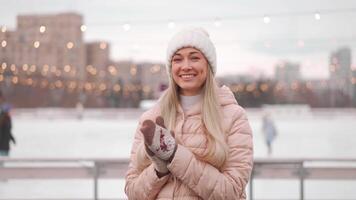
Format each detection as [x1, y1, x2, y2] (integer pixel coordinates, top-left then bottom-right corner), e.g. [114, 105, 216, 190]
[160, 65, 228, 169]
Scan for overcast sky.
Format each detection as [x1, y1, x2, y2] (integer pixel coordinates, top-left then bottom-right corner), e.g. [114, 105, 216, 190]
[1, 0, 356, 79]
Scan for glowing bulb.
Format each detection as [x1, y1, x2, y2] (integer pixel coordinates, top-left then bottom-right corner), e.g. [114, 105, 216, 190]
[214, 18, 221, 27]
[67, 42, 74, 49]
[22, 64, 29, 71]
[100, 42, 107, 50]
[1, 40, 6, 47]
[64, 65, 71, 72]
[1, 26, 6, 33]
[12, 76, 18, 84]
[1, 63, 7, 70]
[80, 25, 87, 32]
[39, 25, 46, 33]
[314, 12, 321, 20]
[113, 84, 121, 92]
[168, 21, 175, 29]
[122, 23, 131, 31]
[263, 15, 271, 24]
[34, 41, 40, 48]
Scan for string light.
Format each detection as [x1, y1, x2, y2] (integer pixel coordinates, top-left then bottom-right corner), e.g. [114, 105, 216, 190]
[1, 40, 7, 48]
[99, 83, 107, 91]
[1, 26, 6, 33]
[314, 12, 321, 20]
[214, 18, 222, 27]
[263, 15, 271, 24]
[113, 84, 121, 92]
[34, 41, 40, 48]
[150, 65, 160, 73]
[130, 66, 137, 76]
[10, 64, 16, 72]
[168, 21, 175, 29]
[260, 83, 269, 92]
[39, 25, 46, 33]
[80, 25, 87, 32]
[12, 76, 18, 84]
[122, 23, 131, 31]
[22, 64, 29, 71]
[66, 42, 74, 49]
[64, 65, 71, 73]
[108, 65, 117, 75]
[29, 64, 36, 72]
[26, 78, 33, 86]
[99, 42, 107, 50]
[1, 63, 7, 70]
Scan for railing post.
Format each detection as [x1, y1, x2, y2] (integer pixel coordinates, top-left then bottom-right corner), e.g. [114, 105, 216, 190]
[299, 162, 304, 200]
[93, 162, 99, 200]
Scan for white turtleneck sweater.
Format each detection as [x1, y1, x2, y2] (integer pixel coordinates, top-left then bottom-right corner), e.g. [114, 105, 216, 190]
[180, 93, 202, 112]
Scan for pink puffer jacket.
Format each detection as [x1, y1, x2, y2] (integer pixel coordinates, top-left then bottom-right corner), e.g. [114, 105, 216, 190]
[125, 86, 253, 200]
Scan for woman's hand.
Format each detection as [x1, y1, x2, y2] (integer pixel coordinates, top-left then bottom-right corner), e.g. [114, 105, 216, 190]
[140, 116, 177, 162]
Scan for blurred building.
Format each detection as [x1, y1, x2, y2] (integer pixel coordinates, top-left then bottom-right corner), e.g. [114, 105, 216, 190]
[86, 41, 110, 82]
[329, 47, 353, 107]
[16, 13, 86, 80]
[274, 61, 301, 83]
[0, 12, 170, 108]
[138, 62, 168, 99]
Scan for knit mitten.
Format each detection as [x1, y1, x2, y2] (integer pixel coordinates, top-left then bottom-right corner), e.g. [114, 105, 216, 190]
[140, 117, 177, 161]
[145, 145, 169, 175]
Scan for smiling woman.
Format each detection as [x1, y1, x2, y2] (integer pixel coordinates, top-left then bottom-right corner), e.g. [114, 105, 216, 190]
[125, 27, 254, 200]
[171, 47, 209, 96]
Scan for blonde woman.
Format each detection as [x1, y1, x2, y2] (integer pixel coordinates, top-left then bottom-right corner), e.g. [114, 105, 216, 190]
[125, 28, 253, 200]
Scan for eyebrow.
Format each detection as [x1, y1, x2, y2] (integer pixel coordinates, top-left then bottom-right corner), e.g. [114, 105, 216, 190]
[173, 51, 200, 56]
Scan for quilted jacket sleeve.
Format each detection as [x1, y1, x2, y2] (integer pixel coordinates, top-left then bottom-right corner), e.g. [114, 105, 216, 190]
[167, 105, 253, 200]
[124, 117, 170, 200]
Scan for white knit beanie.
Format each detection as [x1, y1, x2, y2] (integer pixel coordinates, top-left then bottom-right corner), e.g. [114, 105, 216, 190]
[166, 27, 217, 75]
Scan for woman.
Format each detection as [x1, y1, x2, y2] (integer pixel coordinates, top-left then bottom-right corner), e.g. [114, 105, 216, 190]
[125, 27, 253, 200]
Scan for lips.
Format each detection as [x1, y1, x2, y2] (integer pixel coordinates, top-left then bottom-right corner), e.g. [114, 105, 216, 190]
[180, 74, 195, 78]
[179, 74, 196, 80]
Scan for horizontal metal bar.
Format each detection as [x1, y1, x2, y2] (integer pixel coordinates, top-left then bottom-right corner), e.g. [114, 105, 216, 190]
[1, 158, 356, 180]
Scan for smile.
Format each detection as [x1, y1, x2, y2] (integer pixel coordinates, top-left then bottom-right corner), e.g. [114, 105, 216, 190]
[179, 74, 196, 78]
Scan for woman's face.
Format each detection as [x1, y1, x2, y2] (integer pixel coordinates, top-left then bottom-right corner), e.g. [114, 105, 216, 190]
[171, 47, 208, 96]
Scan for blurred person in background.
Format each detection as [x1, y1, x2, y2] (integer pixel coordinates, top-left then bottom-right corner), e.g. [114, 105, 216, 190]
[262, 112, 277, 156]
[125, 28, 253, 199]
[0, 91, 16, 158]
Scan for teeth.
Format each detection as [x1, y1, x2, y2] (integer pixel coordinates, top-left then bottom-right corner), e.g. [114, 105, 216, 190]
[181, 74, 194, 78]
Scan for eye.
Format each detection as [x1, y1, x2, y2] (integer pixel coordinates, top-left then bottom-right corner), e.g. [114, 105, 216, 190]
[172, 57, 182, 62]
[191, 57, 200, 61]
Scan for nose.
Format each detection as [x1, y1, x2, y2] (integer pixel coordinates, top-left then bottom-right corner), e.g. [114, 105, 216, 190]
[181, 59, 192, 71]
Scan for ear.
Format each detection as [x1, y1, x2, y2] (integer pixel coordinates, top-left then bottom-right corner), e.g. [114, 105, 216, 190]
[155, 116, 166, 128]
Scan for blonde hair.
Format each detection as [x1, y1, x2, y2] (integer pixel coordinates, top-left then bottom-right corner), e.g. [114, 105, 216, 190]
[160, 65, 228, 169]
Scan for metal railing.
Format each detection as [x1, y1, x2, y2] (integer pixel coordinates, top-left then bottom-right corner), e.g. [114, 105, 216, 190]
[1, 157, 356, 200]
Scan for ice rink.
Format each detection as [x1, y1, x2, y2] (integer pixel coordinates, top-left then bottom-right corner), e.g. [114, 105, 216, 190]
[1, 108, 356, 199]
